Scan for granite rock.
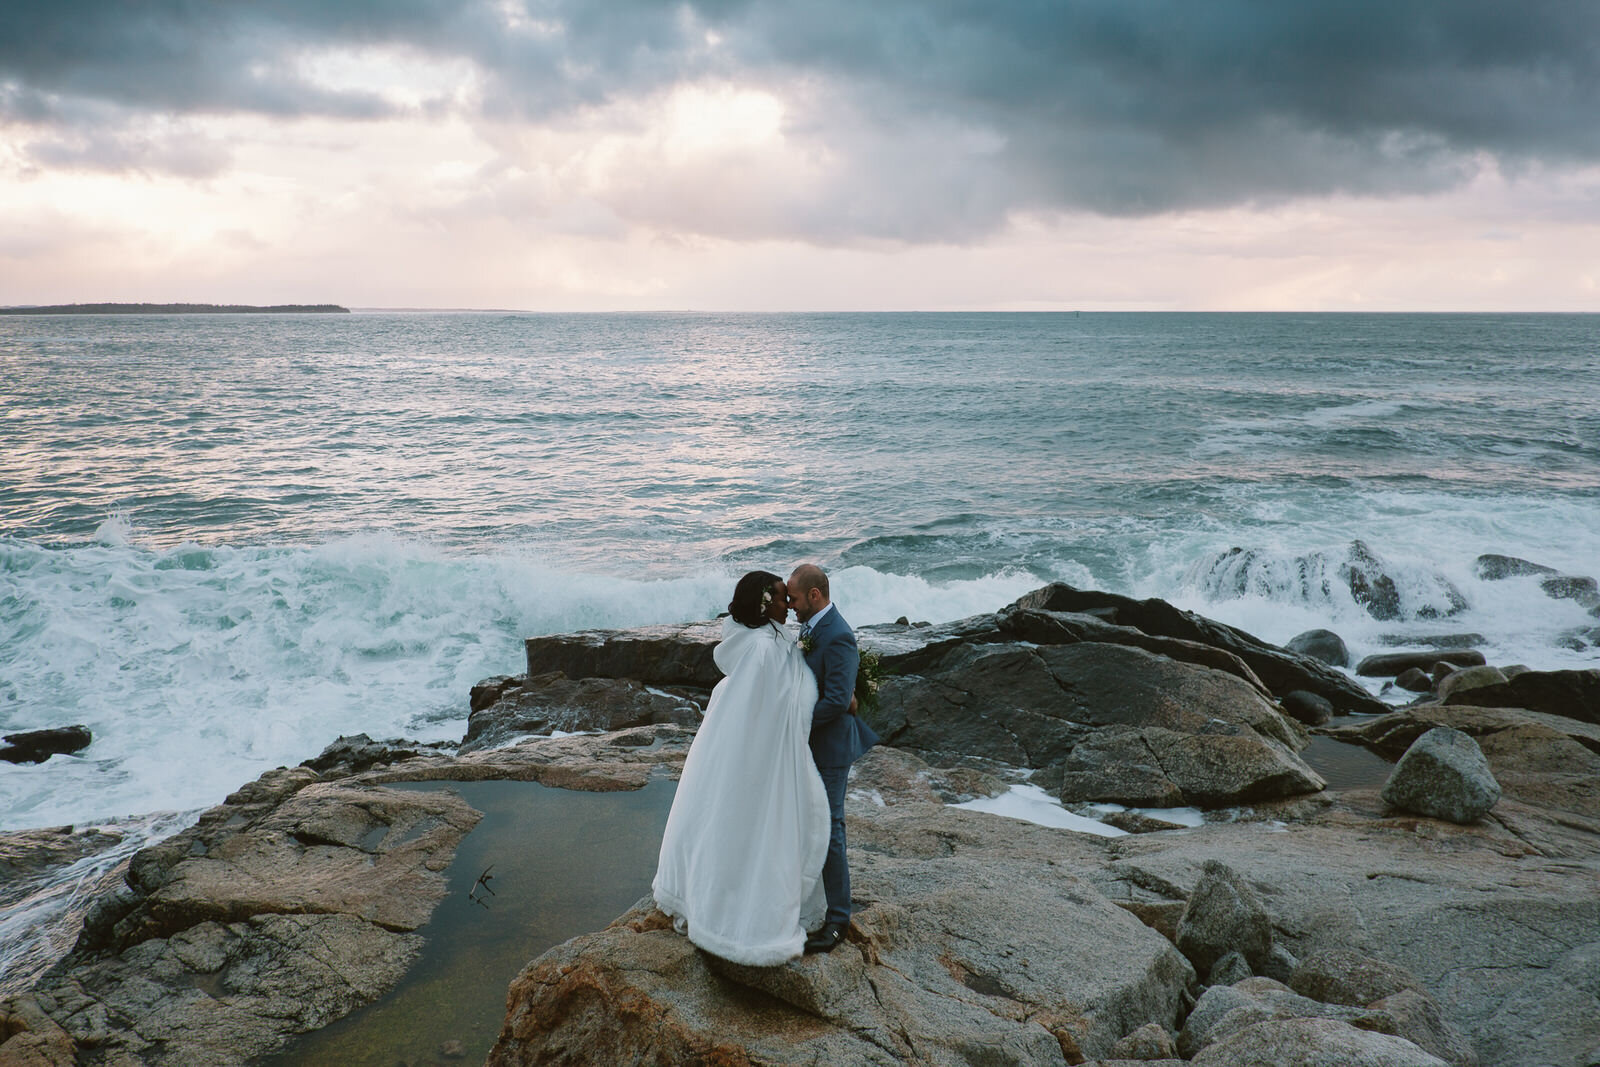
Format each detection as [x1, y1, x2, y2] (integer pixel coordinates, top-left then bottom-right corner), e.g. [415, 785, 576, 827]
[1189, 1017, 1449, 1066]
[1285, 629, 1351, 668]
[1380, 727, 1501, 824]
[1175, 860, 1274, 975]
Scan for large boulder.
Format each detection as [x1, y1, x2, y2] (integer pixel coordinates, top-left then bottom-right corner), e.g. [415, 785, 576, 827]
[997, 607, 1274, 697]
[489, 806, 1195, 1065]
[460, 671, 702, 753]
[524, 620, 724, 687]
[1178, 979, 1424, 1060]
[1282, 691, 1335, 726]
[1289, 947, 1423, 1007]
[1316, 704, 1600, 821]
[1435, 665, 1507, 702]
[1440, 668, 1600, 725]
[1380, 727, 1501, 824]
[1008, 584, 1386, 715]
[872, 641, 1324, 807]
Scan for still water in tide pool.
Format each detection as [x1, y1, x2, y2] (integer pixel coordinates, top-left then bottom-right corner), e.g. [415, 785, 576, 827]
[272, 778, 674, 1066]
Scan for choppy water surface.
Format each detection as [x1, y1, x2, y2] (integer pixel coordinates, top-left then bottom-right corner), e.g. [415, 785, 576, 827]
[2, 312, 1597, 832]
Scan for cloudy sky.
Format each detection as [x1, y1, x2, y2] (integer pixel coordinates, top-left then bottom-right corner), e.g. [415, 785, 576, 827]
[3, 1, 1599, 310]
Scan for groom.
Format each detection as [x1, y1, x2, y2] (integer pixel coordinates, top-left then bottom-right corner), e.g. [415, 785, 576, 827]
[788, 563, 879, 954]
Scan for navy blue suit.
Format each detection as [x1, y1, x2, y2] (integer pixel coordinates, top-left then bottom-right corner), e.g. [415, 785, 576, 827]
[801, 605, 878, 925]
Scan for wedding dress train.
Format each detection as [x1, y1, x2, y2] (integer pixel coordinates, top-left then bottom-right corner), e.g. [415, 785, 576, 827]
[652, 617, 830, 965]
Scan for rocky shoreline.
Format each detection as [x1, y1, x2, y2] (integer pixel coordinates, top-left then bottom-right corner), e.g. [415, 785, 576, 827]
[4, 582, 1598, 1065]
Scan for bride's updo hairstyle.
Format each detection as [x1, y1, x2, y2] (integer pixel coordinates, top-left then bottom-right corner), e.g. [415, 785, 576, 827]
[728, 570, 783, 628]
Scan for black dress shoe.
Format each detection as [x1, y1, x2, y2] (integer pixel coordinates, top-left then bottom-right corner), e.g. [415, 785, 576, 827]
[804, 921, 847, 954]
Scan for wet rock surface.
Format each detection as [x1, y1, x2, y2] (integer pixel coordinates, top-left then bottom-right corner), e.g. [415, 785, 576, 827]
[0, 728, 695, 1066]
[460, 670, 704, 753]
[0, 726, 92, 764]
[6, 584, 1598, 1067]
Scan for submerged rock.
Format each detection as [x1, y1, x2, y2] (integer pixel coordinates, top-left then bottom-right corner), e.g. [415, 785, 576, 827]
[1540, 574, 1600, 608]
[1381, 728, 1501, 824]
[1473, 554, 1556, 580]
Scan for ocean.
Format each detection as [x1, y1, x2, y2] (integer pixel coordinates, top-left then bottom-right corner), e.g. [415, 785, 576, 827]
[3, 311, 1598, 840]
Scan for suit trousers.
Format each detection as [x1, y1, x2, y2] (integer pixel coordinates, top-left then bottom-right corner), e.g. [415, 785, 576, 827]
[817, 763, 851, 925]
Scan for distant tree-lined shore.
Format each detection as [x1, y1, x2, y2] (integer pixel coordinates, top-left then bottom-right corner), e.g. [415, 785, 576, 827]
[0, 303, 350, 315]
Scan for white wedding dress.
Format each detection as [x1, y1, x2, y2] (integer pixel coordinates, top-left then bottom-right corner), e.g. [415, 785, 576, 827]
[652, 617, 830, 965]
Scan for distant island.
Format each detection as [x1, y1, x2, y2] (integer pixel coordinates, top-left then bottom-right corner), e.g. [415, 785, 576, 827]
[0, 303, 349, 315]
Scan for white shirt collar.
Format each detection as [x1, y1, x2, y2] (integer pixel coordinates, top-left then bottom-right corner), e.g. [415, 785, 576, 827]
[802, 602, 835, 632]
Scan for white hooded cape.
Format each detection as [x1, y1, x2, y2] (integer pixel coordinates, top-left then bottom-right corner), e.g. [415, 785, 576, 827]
[652, 617, 830, 965]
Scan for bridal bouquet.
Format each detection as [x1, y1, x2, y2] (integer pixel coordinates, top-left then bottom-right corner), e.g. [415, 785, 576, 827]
[855, 647, 886, 717]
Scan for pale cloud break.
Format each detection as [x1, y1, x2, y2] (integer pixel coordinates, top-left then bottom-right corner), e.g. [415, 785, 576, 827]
[2, 1, 1599, 311]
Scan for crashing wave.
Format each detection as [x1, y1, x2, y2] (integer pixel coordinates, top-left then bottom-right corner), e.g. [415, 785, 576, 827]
[1183, 540, 1469, 622]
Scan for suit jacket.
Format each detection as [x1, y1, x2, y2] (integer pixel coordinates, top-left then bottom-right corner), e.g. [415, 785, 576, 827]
[802, 605, 880, 769]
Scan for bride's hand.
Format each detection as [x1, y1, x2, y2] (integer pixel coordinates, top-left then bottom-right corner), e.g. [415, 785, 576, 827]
[848, 695, 859, 716]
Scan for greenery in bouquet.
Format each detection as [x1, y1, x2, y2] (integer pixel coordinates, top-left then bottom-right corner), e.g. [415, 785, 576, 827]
[854, 647, 887, 717]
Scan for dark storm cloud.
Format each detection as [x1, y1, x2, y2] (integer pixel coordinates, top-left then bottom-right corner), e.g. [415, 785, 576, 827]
[3, 0, 1597, 226]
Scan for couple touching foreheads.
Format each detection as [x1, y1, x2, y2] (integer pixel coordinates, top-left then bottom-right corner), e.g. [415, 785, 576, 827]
[653, 563, 880, 964]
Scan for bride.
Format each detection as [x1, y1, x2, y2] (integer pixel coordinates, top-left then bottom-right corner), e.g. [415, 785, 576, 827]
[652, 570, 830, 965]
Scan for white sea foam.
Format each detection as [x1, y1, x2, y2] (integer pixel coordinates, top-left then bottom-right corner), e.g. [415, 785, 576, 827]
[1125, 488, 1600, 673]
[0, 534, 1041, 830]
[0, 811, 193, 997]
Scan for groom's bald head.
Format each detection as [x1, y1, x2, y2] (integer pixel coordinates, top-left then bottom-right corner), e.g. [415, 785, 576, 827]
[789, 564, 828, 599]
[787, 564, 830, 622]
